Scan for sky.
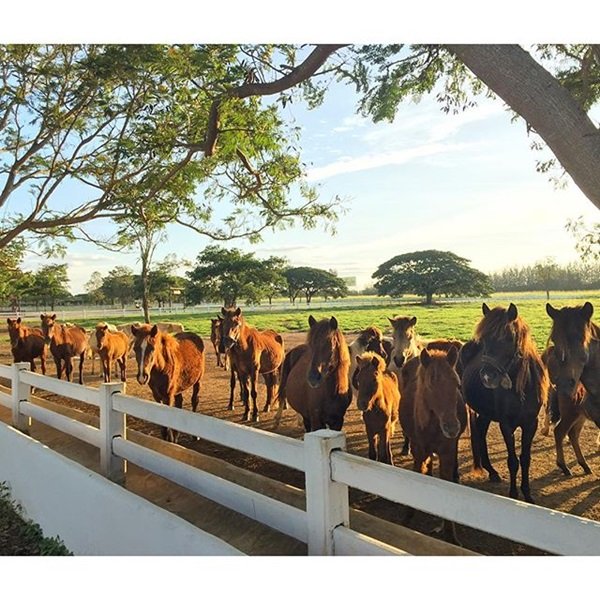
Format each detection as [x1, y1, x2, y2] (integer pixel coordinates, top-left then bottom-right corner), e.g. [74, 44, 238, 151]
[6, 2, 600, 296]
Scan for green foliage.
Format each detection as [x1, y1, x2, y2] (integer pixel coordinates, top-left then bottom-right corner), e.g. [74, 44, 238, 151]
[0, 482, 72, 556]
[101, 266, 136, 308]
[284, 266, 349, 305]
[373, 249, 493, 305]
[566, 217, 600, 262]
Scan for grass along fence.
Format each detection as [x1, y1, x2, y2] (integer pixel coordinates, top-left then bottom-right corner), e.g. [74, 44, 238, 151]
[1, 361, 600, 555]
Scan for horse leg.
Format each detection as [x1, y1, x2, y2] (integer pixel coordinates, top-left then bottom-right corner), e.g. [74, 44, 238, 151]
[476, 415, 501, 482]
[54, 357, 63, 380]
[519, 419, 537, 503]
[227, 368, 236, 410]
[400, 425, 410, 456]
[365, 419, 376, 460]
[499, 422, 519, 499]
[468, 409, 485, 476]
[239, 374, 250, 422]
[191, 381, 201, 413]
[104, 356, 111, 383]
[384, 421, 394, 466]
[249, 367, 260, 422]
[435, 445, 461, 545]
[554, 413, 574, 476]
[263, 372, 273, 413]
[302, 416, 312, 432]
[40, 351, 46, 376]
[119, 356, 126, 383]
[568, 414, 593, 475]
[78, 352, 85, 385]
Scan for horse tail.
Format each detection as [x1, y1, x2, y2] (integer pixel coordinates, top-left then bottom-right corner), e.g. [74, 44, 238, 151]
[467, 406, 485, 476]
[274, 346, 306, 429]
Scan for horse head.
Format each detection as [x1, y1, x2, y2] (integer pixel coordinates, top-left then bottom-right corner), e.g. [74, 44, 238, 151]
[95, 323, 110, 350]
[361, 326, 387, 361]
[219, 307, 243, 352]
[40, 313, 58, 345]
[306, 315, 345, 389]
[417, 346, 462, 439]
[546, 302, 594, 397]
[355, 352, 385, 412]
[131, 323, 159, 385]
[388, 315, 417, 367]
[6, 317, 24, 348]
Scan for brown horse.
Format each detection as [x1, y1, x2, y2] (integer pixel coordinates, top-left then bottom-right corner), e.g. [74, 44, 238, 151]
[95, 324, 129, 383]
[460, 303, 549, 502]
[131, 323, 205, 443]
[400, 345, 466, 543]
[40, 314, 88, 384]
[354, 351, 400, 465]
[218, 307, 284, 422]
[6, 317, 47, 374]
[545, 302, 600, 428]
[210, 316, 227, 369]
[275, 315, 352, 432]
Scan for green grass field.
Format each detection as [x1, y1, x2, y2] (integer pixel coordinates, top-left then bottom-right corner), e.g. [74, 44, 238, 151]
[4, 291, 600, 349]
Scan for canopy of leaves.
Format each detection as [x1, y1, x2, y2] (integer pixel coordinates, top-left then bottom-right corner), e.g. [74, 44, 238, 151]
[284, 266, 349, 304]
[372, 249, 493, 303]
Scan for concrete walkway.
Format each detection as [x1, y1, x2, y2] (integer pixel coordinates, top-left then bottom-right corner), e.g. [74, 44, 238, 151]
[0, 389, 475, 556]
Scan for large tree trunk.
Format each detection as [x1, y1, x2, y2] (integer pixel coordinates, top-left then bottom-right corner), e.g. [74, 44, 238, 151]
[447, 45, 600, 210]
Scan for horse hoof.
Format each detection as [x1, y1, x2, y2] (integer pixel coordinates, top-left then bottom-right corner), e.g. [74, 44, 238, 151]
[489, 472, 502, 483]
[558, 464, 572, 477]
[252, 413, 260, 423]
[582, 465, 593, 475]
[523, 495, 535, 504]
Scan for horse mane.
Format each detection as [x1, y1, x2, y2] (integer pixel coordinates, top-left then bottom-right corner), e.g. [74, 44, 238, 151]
[475, 307, 547, 399]
[356, 326, 382, 347]
[359, 350, 386, 371]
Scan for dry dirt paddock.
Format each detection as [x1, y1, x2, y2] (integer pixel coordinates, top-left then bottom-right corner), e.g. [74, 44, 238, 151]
[2, 331, 600, 555]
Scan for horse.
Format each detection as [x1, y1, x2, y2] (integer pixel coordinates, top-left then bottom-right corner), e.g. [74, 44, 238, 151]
[210, 316, 227, 369]
[387, 315, 423, 372]
[6, 317, 47, 374]
[95, 324, 129, 383]
[348, 325, 389, 388]
[275, 315, 351, 432]
[545, 302, 600, 428]
[399, 345, 466, 543]
[460, 303, 549, 502]
[131, 323, 205, 443]
[40, 314, 88, 384]
[354, 351, 400, 465]
[86, 323, 118, 375]
[218, 307, 284, 422]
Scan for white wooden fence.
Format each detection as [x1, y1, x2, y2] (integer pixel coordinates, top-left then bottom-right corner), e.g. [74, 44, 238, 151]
[1, 361, 600, 555]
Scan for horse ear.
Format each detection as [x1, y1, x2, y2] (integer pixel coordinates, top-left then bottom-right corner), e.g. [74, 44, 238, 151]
[419, 348, 432, 367]
[388, 317, 395, 327]
[371, 356, 380, 368]
[221, 307, 227, 316]
[6, 318, 11, 325]
[356, 355, 362, 365]
[16, 317, 21, 324]
[234, 307, 242, 316]
[102, 324, 109, 331]
[150, 324, 158, 337]
[507, 303, 518, 321]
[482, 303, 490, 316]
[409, 316, 417, 326]
[330, 316, 338, 330]
[51, 313, 56, 320]
[546, 303, 559, 320]
[582, 301, 594, 321]
[308, 315, 317, 328]
[40, 313, 45, 320]
[447, 345, 459, 367]
[131, 325, 138, 335]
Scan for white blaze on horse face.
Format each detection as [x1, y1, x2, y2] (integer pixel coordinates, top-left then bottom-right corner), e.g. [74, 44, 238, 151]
[137, 338, 149, 384]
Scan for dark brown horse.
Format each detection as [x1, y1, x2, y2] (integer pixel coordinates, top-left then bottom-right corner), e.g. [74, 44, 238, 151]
[131, 323, 205, 443]
[354, 351, 400, 465]
[544, 301, 600, 474]
[6, 317, 47, 374]
[218, 307, 284, 422]
[40, 313, 88, 384]
[400, 345, 466, 543]
[275, 315, 352, 432]
[95, 324, 129, 383]
[210, 316, 228, 369]
[460, 303, 549, 502]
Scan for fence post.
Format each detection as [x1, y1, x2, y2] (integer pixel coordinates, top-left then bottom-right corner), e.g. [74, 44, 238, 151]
[11, 362, 31, 433]
[99, 382, 127, 484]
[304, 429, 349, 555]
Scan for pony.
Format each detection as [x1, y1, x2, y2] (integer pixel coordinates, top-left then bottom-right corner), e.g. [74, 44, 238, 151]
[95, 324, 130, 383]
[400, 345, 466, 544]
[6, 317, 47, 374]
[354, 351, 400, 465]
[131, 323, 205, 443]
[86, 322, 118, 375]
[460, 303, 549, 502]
[40, 313, 88, 384]
[218, 307, 284, 422]
[348, 325, 389, 388]
[275, 315, 351, 432]
[545, 302, 600, 429]
[210, 316, 227, 369]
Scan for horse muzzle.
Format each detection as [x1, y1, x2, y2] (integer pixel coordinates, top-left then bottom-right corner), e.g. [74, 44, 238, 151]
[307, 368, 323, 389]
[440, 418, 461, 439]
[137, 372, 149, 385]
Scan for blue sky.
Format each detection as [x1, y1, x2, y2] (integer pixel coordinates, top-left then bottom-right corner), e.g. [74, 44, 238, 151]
[22, 68, 599, 294]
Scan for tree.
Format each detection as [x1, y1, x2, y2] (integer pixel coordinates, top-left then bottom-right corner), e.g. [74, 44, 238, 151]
[533, 257, 560, 300]
[0, 44, 342, 255]
[259, 256, 289, 305]
[566, 217, 600, 262]
[372, 250, 493, 305]
[101, 266, 135, 309]
[84, 271, 106, 305]
[284, 267, 349, 306]
[27, 264, 71, 310]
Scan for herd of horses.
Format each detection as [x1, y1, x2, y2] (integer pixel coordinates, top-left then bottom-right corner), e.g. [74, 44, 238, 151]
[4, 302, 600, 543]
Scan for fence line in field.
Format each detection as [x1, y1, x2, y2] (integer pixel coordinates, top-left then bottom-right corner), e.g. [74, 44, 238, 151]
[1, 361, 600, 555]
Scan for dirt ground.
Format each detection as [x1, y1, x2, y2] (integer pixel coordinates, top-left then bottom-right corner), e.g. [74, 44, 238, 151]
[3, 330, 600, 555]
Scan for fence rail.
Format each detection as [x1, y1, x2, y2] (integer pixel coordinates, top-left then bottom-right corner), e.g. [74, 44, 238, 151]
[2, 361, 600, 555]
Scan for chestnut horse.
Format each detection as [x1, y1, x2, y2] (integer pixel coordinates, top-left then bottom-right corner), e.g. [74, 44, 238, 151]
[400, 345, 466, 543]
[275, 315, 352, 432]
[354, 351, 400, 465]
[131, 323, 205, 443]
[210, 316, 227, 369]
[95, 324, 129, 383]
[6, 317, 47, 374]
[460, 303, 549, 502]
[218, 307, 284, 422]
[40, 314, 88, 384]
